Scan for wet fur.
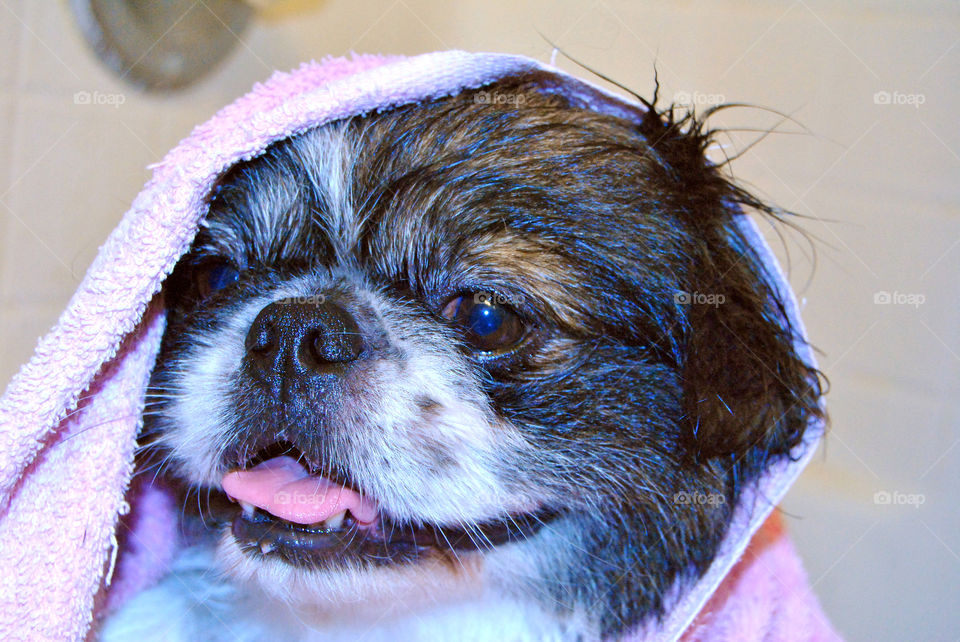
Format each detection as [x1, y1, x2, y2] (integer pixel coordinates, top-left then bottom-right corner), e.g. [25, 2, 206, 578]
[123, 73, 823, 640]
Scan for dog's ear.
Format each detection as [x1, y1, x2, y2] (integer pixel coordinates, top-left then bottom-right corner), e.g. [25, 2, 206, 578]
[679, 223, 823, 467]
[630, 100, 823, 467]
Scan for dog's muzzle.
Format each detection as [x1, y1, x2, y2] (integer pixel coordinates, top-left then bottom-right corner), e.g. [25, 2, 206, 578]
[208, 298, 556, 566]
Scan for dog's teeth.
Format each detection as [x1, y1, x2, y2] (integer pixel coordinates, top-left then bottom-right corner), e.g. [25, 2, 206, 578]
[323, 511, 346, 529]
[240, 501, 255, 518]
[259, 541, 275, 555]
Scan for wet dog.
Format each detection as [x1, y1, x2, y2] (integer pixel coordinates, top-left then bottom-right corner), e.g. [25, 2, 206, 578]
[104, 72, 822, 641]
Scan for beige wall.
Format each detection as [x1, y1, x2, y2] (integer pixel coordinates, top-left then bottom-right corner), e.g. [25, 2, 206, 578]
[1, 1, 957, 638]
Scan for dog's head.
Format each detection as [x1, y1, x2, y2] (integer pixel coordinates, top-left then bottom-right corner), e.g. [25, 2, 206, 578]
[147, 72, 822, 636]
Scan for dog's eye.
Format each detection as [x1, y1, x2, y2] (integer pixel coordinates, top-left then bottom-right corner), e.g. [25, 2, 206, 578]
[441, 294, 526, 352]
[195, 259, 240, 298]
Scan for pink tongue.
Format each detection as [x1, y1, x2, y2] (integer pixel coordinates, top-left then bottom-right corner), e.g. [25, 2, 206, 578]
[222, 456, 378, 525]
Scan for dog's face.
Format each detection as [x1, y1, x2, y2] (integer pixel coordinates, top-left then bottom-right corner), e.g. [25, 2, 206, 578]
[147, 73, 821, 637]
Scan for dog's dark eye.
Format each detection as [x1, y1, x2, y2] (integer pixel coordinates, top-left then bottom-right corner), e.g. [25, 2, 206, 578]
[195, 259, 240, 298]
[441, 293, 526, 353]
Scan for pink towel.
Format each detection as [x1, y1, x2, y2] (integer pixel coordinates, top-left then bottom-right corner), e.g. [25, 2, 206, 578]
[0, 50, 838, 641]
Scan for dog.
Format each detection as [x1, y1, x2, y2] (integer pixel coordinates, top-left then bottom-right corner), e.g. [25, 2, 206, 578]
[100, 71, 822, 641]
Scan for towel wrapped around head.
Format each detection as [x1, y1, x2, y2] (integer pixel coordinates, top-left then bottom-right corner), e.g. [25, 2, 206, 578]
[0, 51, 839, 641]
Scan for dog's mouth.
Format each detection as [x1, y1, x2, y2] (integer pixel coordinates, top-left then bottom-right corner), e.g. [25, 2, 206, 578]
[219, 444, 555, 567]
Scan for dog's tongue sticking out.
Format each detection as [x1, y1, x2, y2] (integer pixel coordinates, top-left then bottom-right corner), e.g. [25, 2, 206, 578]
[222, 456, 378, 525]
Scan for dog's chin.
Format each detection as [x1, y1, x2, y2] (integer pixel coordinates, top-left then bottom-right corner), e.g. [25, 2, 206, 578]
[210, 527, 593, 640]
[215, 526, 488, 613]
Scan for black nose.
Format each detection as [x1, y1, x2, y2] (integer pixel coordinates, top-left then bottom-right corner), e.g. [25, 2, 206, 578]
[245, 300, 363, 379]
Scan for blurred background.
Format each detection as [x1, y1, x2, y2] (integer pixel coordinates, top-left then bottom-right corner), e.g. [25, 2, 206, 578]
[0, 1, 956, 639]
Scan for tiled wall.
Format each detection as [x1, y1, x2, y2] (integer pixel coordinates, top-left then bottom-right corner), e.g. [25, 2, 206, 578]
[1, 1, 957, 639]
